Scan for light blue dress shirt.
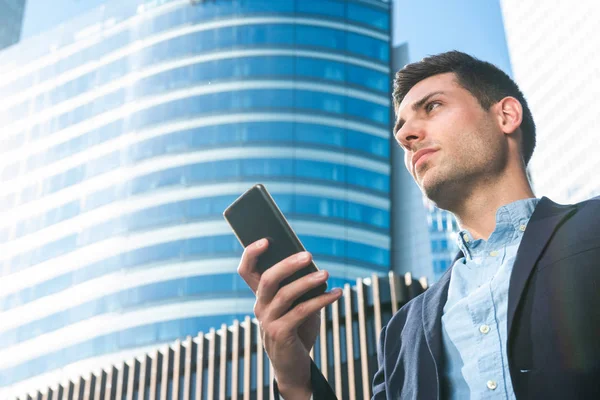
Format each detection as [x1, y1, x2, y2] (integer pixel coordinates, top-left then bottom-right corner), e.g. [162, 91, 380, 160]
[441, 198, 540, 399]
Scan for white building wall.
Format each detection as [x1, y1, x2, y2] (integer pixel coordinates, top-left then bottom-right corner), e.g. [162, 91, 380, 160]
[500, 0, 600, 204]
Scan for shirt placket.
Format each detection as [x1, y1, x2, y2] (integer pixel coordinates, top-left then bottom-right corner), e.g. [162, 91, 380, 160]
[467, 249, 507, 399]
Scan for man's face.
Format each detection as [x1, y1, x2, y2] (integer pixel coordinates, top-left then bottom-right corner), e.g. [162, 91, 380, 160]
[394, 72, 507, 205]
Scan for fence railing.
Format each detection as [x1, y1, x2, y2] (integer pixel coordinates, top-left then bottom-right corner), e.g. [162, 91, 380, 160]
[16, 271, 428, 400]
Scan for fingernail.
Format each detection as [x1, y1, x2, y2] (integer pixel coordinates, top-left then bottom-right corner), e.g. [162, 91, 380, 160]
[297, 252, 310, 261]
[313, 270, 326, 280]
[331, 288, 343, 296]
[255, 239, 266, 248]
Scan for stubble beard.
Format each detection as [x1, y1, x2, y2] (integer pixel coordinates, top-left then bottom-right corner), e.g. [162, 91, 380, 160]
[419, 162, 466, 211]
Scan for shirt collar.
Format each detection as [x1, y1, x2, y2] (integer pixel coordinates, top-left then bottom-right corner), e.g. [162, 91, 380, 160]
[457, 197, 541, 260]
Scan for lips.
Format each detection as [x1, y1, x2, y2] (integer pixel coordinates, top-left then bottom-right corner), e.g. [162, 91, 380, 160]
[412, 148, 438, 173]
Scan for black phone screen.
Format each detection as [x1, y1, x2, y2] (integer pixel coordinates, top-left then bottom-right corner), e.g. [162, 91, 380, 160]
[223, 184, 327, 305]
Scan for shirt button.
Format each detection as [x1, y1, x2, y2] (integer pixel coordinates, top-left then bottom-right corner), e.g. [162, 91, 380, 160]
[519, 224, 527, 232]
[463, 234, 470, 242]
[487, 380, 498, 390]
[489, 250, 499, 257]
[479, 324, 490, 334]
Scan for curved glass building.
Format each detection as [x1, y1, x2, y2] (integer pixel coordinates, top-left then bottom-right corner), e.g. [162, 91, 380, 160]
[0, 0, 392, 392]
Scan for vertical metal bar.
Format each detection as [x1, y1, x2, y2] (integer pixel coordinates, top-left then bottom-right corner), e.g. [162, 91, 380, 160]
[96, 370, 107, 400]
[83, 373, 94, 400]
[207, 328, 217, 400]
[269, 362, 274, 400]
[331, 297, 342, 399]
[219, 324, 228, 400]
[161, 346, 171, 400]
[149, 350, 159, 400]
[56, 385, 65, 400]
[64, 381, 74, 400]
[183, 336, 193, 400]
[173, 340, 182, 400]
[320, 307, 328, 381]
[405, 272, 415, 301]
[105, 367, 117, 400]
[388, 271, 399, 314]
[126, 359, 138, 400]
[60, 385, 68, 400]
[115, 362, 126, 400]
[75, 377, 84, 400]
[138, 355, 149, 400]
[75, 376, 85, 400]
[256, 321, 264, 400]
[344, 284, 356, 400]
[356, 279, 371, 400]
[243, 316, 252, 400]
[371, 273, 383, 336]
[231, 320, 240, 400]
[196, 332, 205, 400]
[47, 387, 55, 400]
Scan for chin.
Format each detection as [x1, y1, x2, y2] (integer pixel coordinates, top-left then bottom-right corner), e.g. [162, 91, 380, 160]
[420, 175, 456, 209]
[417, 170, 440, 196]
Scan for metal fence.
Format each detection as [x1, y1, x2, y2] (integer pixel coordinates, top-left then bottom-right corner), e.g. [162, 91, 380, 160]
[16, 271, 428, 400]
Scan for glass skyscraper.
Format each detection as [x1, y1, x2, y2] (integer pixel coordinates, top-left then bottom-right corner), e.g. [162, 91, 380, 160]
[0, 0, 392, 394]
[501, 0, 600, 204]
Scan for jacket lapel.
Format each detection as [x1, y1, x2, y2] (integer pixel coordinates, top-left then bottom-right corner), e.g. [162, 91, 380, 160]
[506, 196, 577, 337]
[421, 261, 455, 398]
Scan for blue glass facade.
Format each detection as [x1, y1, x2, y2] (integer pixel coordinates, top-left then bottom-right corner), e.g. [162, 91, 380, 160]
[0, 0, 392, 390]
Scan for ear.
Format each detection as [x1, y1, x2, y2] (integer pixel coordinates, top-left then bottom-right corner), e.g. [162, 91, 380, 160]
[495, 96, 523, 136]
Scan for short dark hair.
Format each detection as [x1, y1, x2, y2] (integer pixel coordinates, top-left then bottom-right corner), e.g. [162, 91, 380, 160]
[393, 51, 536, 166]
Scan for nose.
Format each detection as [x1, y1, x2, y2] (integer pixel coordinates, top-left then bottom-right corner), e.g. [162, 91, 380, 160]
[395, 119, 426, 151]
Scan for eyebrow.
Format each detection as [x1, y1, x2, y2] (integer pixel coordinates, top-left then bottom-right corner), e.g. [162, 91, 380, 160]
[394, 91, 446, 136]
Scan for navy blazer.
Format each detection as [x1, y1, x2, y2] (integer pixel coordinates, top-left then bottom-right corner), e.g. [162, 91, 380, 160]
[293, 196, 600, 399]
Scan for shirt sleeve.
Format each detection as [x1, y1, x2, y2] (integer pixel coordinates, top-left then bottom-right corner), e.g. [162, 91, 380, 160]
[273, 360, 335, 399]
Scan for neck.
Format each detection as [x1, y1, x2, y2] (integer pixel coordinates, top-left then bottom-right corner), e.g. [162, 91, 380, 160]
[450, 169, 535, 241]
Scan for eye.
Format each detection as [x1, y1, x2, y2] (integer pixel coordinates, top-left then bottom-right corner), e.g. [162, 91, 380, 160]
[425, 101, 441, 113]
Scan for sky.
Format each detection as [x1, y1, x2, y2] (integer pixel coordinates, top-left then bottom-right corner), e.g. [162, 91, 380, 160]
[393, 0, 513, 76]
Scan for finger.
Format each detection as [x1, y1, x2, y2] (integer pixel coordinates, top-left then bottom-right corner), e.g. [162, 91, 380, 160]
[237, 238, 269, 293]
[265, 270, 330, 322]
[256, 251, 313, 305]
[277, 288, 343, 331]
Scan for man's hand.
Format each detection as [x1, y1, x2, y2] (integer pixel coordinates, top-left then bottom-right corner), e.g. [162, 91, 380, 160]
[237, 238, 343, 399]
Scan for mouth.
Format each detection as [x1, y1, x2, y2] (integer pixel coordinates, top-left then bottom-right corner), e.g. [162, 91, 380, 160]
[412, 148, 438, 175]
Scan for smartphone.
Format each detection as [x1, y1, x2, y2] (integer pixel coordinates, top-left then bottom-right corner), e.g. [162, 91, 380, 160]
[223, 183, 327, 307]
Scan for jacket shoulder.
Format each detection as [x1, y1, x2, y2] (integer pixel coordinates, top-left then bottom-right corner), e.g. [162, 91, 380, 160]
[383, 292, 426, 346]
[539, 196, 600, 262]
[564, 195, 600, 234]
[574, 195, 600, 208]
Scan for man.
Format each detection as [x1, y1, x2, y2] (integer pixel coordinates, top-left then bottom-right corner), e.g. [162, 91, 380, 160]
[237, 51, 600, 399]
